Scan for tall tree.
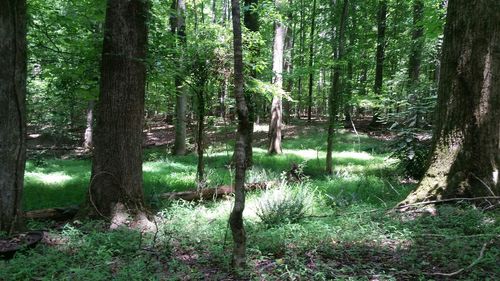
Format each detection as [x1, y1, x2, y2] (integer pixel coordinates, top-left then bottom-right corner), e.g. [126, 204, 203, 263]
[371, 0, 387, 124]
[401, 0, 500, 205]
[172, 0, 187, 156]
[0, 0, 27, 234]
[229, 0, 251, 268]
[83, 0, 150, 221]
[306, 0, 317, 121]
[243, 0, 259, 167]
[408, 0, 424, 85]
[268, 0, 287, 155]
[326, 0, 349, 174]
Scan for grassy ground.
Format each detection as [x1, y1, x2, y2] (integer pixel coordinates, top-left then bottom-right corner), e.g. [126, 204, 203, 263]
[2, 123, 499, 280]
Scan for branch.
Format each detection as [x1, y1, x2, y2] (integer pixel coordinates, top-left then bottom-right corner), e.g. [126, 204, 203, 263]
[396, 196, 500, 210]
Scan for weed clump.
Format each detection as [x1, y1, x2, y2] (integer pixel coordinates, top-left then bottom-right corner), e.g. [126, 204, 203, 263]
[256, 182, 314, 227]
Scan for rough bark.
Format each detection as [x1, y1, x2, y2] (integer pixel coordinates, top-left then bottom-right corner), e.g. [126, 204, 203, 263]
[229, 0, 251, 268]
[83, 0, 149, 221]
[172, 0, 187, 156]
[0, 0, 27, 234]
[401, 0, 500, 205]
[326, 0, 349, 174]
[243, 0, 259, 168]
[371, 0, 387, 125]
[268, 17, 287, 155]
[307, 0, 317, 122]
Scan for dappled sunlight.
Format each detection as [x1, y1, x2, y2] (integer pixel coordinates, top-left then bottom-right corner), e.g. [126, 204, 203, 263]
[25, 172, 73, 185]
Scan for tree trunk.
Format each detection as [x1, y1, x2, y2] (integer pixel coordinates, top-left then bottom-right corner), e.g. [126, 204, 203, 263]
[408, 0, 424, 85]
[196, 88, 205, 187]
[83, 100, 94, 151]
[243, 0, 259, 168]
[296, 0, 305, 119]
[83, 0, 149, 221]
[326, 0, 349, 174]
[268, 9, 286, 155]
[371, 0, 387, 125]
[307, 0, 317, 122]
[172, 0, 187, 156]
[229, 0, 250, 268]
[0, 0, 27, 234]
[401, 0, 500, 205]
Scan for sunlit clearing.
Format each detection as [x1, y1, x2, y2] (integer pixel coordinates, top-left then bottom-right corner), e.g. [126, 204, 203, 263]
[335, 151, 374, 160]
[26, 172, 73, 185]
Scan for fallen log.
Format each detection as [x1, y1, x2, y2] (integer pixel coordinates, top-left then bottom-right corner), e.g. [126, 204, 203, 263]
[25, 206, 79, 221]
[159, 181, 277, 201]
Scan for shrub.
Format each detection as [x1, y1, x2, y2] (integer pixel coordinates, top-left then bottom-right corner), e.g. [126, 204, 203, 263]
[256, 182, 314, 227]
[390, 130, 431, 180]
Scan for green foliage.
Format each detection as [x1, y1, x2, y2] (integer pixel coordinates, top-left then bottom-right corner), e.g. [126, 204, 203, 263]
[256, 182, 315, 227]
[390, 130, 431, 179]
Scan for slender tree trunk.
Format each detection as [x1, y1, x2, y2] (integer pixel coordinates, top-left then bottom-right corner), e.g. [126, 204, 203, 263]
[83, 0, 149, 221]
[326, 0, 349, 174]
[296, 0, 305, 119]
[401, 0, 500, 205]
[83, 100, 94, 151]
[172, 0, 187, 155]
[268, 18, 286, 155]
[0, 0, 27, 234]
[243, 0, 259, 168]
[307, 0, 317, 122]
[371, 0, 387, 125]
[408, 0, 424, 85]
[229, 0, 250, 268]
[196, 88, 205, 186]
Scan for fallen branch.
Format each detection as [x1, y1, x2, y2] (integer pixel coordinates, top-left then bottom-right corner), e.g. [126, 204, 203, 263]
[25, 206, 79, 221]
[396, 196, 500, 210]
[159, 181, 277, 201]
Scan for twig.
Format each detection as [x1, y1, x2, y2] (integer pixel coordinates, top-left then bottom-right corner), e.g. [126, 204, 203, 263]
[88, 171, 120, 220]
[429, 239, 494, 277]
[386, 180, 400, 195]
[471, 173, 496, 197]
[350, 117, 361, 151]
[396, 196, 500, 210]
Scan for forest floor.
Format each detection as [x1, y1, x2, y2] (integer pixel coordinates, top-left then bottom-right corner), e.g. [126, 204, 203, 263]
[2, 120, 499, 280]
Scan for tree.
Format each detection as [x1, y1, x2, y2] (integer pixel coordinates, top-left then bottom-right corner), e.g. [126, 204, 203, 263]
[82, 0, 150, 222]
[371, 0, 387, 125]
[0, 0, 27, 234]
[268, 0, 287, 155]
[229, 0, 251, 268]
[326, 0, 349, 174]
[243, 0, 259, 168]
[401, 0, 500, 205]
[306, 0, 317, 121]
[172, 0, 188, 156]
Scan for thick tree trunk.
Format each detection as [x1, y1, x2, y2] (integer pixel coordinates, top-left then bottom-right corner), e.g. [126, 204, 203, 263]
[83, 0, 149, 221]
[172, 0, 187, 156]
[307, 0, 317, 122]
[268, 18, 286, 155]
[83, 100, 94, 151]
[326, 0, 349, 174]
[229, 0, 250, 268]
[401, 0, 500, 205]
[371, 0, 387, 125]
[0, 0, 27, 234]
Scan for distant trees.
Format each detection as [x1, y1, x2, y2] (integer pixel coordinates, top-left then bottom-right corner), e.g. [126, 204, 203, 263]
[82, 0, 150, 221]
[0, 0, 27, 234]
[401, 0, 500, 204]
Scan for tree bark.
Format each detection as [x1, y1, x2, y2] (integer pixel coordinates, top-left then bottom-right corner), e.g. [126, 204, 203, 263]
[0, 0, 27, 234]
[172, 0, 187, 156]
[268, 6, 287, 155]
[243, 0, 259, 168]
[401, 0, 500, 205]
[229, 0, 251, 268]
[408, 0, 424, 85]
[307, 0, 317, 122]
[371, 0, 387, 125]
[326, 0, 349, 174]
[83, 0, 149, 220]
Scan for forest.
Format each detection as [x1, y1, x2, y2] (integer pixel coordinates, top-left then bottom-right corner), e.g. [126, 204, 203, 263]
[0, 0, 499, 279]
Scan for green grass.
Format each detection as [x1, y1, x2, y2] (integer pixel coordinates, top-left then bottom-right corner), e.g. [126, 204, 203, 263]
[4, 127, 499, 280]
